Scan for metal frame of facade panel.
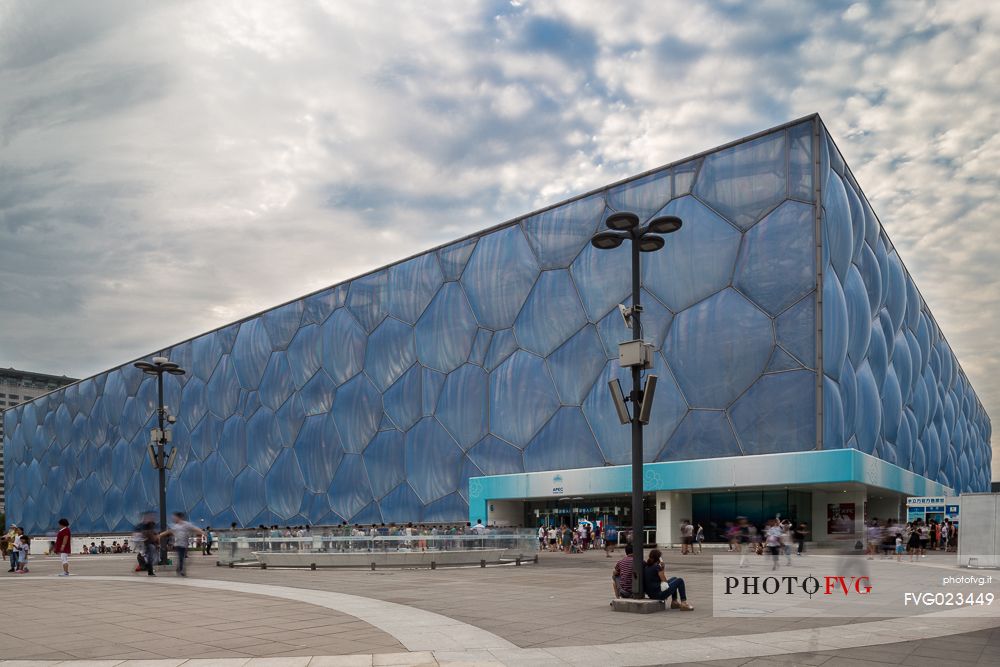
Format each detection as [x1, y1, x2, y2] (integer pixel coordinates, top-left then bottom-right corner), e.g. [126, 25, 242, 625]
[2, 115, 991, 535]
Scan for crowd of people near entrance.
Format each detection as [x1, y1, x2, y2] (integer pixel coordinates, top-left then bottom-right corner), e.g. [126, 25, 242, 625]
[865, 517, 958, 561]
[537, 521, 627, 554]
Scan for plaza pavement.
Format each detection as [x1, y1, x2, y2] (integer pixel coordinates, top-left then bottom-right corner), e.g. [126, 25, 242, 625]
[1, 547, 998, 666]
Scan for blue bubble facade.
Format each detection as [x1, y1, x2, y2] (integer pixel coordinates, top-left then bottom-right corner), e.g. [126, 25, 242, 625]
[3, 116, 991, 534]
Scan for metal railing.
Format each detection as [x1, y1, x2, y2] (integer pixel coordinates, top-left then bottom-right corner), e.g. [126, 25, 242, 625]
[214, 532, 537, 564]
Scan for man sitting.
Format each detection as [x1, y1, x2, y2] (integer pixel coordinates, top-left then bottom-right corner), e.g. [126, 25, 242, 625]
[612, 544, 635, 598]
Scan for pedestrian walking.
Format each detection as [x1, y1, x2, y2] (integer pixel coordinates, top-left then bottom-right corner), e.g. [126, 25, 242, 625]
[54, 518, 72, 576]
[5, 524, 18, 572]
[203, 526, 214, 556]
[160, 511, 203, 577]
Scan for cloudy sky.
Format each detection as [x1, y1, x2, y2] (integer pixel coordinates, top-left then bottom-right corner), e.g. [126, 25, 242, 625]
[1, 1, 997, 477]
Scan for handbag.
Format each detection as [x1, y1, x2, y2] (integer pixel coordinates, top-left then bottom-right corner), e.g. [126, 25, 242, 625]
[660, 580, 669, 592]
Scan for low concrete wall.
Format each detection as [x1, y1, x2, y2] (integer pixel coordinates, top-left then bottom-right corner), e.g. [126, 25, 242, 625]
[253, 549, 508, 568]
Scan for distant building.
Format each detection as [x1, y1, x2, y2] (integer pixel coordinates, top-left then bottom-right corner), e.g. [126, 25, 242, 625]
[0, 368, 76, 512]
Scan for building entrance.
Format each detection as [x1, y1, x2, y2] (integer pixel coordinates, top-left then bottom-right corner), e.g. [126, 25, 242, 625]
[522, 494, 657, 543]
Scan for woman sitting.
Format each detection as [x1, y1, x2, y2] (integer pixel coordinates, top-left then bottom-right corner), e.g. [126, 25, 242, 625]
[643, 549, 693, 610]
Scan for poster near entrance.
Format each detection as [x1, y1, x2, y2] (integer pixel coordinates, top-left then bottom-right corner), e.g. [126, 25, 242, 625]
[827, 503, 856, 534]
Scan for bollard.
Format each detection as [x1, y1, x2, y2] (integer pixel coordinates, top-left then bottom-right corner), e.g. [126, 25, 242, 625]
[534, 554, 538, 564]
[310, 563, 316, 571]
[371, 562, 376, 571]
[480, 559, 486, 568]
[228, 562, 234, 569]
[260, 562, 267, 570]
[516, 557, 521, 566]
[431, 561, 436, 570]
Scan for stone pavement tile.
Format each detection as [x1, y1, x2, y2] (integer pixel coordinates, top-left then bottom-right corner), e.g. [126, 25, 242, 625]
[306, 657, 374, 667]
[372, 653, 436, 666]
[911, 643, 985, 660]
[684, 659, 754, 666]
[819, 646, 911, 662]
[820, 658, 908, 667]
[243, 658, 312, 666]
[117, 661, 187, 667]
[181, 659, 250, 666]
[53, 661, 126, 667]
[431, 650, 503, 665]
[238, 643, 314, 658]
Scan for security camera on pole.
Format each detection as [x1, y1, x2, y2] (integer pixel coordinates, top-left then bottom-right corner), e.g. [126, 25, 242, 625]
[591, 211, 681, 605]
[133, 356, 186, 565]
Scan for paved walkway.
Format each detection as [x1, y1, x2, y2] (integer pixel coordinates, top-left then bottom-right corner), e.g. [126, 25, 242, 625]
[1, 549, 997, 666]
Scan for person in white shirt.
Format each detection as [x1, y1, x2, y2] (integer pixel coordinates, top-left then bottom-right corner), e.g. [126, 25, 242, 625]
[159, 512, 204, 577]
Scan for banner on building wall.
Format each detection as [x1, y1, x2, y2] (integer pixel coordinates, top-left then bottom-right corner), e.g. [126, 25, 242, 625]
[827, 503, 856, 534]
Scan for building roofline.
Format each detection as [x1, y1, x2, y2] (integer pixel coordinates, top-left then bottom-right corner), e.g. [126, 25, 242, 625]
[0, 368, 78, 385]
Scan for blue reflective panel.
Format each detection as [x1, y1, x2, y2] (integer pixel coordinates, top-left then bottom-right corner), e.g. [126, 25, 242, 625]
[423, 493, 468, 524]
[378, 483, 424, 523]
[824, 375, 845, 449]
[262, 301, 303, 351]
[246, 407, 281, 475]
[276, 392, 305, 456]
[292, 413, 344, 494]
[388, 252, 444, 324]
[78, 378, 97, 414]
[730, 370, 816, 455]
[766, 347, 801, 373]
[822, 272, 848, 382]
[525, 407, 604, 472]
[924, 423, 941, 479]
[179, 376, 207, 430]
[103, 370, 129, 426]
[422, 367, 445, 417]
[893, 331, 914, 405]
[92, 444, 113, 491]
[787, 121, 813, 201]
[884, 251, 907, 335]
[597, 289, 673, 357]
[657, 410, 742, 462]
[514, 269, 587, 357]
[607, 170, 671, 221]
[231, 318, 273, 391]
[905, 274, 921, 332]
[663, 288, 772, 408]
[102, 486, 123, 533]
[55, 403, 73, 449]
[467, 435, 523, 475]
[458, 456, 483, 502]
[265, 449, 305, 520]
[673, 159, 700, 197]
[303, 285, 347, 325]
[844, 266, 872, 366]
[320, 308, 367, 385]
[867, 318, 888, 389]
[490, 350, 560, 447]
[839, 359, 858, 443]
[259, 352, 294, 411]
[547, 324, 606, 405]
[642, 196, 742, 312]
[570, 239, 630, 322]
[299, 368, 336, 416]
[205, 355, 240, 419]
[414, 282, 478, 374]
[190, 334, 224, 384]
[522, 194, 605, 269]
[190, 413, 223, 461]
[404, 417, 464, 503]
[219, 414, 247, 474]
[233, 467, 266, 527]
[332, 373, 381, 453]
[462, 226, 540, 329]
[733, 200, 815, 315]
[202, 453, 234, 515]
[327, 454, 374, 520]
[436, 364, 488, 450]
[363, 429, 405, 499]
[383, 364, 422, 432]
[347, 270, 389, 333]
[857, 242, 882, 319]
[694, 129, 787, 229]
[853, 361, 881, 455]
[438, 237, 477, 281]
[822, 172, 853, 281]
[178, 456, 204, 509]
[286, 324, 322, 390]
[844, 178, 866, 265]
[300, 493, 336, 526]
[469, 328, 492, 366]
[895, 410, 915, 471]
[484, 328, 517, 372]
[365, 317, 416, 392]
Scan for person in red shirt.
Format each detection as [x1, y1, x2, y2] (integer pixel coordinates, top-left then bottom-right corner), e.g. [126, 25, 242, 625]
[55, 518, 71, 576]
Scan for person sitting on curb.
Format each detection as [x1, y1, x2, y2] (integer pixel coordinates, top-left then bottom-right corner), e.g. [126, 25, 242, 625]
[642, 549, 693, 610]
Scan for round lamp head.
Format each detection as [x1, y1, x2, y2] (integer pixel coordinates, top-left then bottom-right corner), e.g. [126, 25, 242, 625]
[605, 212, 640, 231]
[648, 215, 682, 234]
[591, 230, 626, 250]
[152, 356, 170, 365]
[637, 234, 665, 252]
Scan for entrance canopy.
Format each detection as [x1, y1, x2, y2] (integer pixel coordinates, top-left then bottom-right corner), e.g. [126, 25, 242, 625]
[468, 449, 953, 524]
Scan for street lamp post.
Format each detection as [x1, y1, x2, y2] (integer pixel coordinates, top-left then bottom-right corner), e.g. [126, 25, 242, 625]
[133, 356, 185, 565]
[592, 211, 681, 600]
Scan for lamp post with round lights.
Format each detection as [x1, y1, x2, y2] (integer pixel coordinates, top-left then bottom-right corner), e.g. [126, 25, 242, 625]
[133, 356, 186, 565]
[591, 211, 682, 600]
